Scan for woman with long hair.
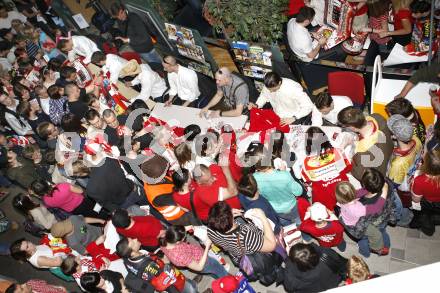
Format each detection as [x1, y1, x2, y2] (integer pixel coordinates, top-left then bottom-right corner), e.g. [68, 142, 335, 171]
[12, 193, 57, 230]
[377, 0, 414, 46]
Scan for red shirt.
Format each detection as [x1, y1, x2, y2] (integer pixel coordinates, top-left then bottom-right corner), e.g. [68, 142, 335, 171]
[193, 164, 241, 221]
[394, 8, 414, 30]
[412, 174, 440, 202]
[172, 190, 191, 211]
[299, 220, 344, 247]
[349, 2, 368, 16]
[288, 0, 305, 16]
[116, 216, 164, 247]
[311, 173, 349, 211]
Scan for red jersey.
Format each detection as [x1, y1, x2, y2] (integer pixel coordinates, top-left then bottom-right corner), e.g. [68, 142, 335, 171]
[299, 220, 344, 247]
[394, 8, 414, 30]
[116, 216, 164, 247]
[288, 0, 305, 16]
[412, 174, 440, 203]
[172, 190, 191, 211]
[193, 164, 241, 221]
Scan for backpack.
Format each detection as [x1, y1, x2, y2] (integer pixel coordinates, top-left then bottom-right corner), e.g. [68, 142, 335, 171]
[231, 72, 260, 104]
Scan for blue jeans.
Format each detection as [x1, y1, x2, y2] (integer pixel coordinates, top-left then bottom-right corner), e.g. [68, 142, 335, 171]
[393, 193, 414, 227]
[358, 227, 390, 258]
[278, 205, 301, 226]
[0, 175, 11, 187]
[182, 278, 197, 293]
[139, 48, 162, 64]
[199, 256, 229, 279]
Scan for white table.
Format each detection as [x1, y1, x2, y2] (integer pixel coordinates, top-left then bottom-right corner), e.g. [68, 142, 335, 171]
[150, 103, 248, 133]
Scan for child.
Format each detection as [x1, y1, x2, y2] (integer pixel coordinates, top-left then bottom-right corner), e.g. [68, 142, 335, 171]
[345, 255, 378, 284]
[299, 202, 346, 251]
[335, 180, 389, 256]
[237, 173, 282, 234]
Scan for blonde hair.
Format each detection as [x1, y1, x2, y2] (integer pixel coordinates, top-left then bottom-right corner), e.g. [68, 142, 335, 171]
[391, 0, 413, 11]
[335, 181, 356, 204]
[347, 255, 371, 283]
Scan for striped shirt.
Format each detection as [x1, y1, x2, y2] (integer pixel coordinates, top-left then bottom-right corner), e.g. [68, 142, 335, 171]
[49, 97, 69, 125]
[207, 221, 264, 263]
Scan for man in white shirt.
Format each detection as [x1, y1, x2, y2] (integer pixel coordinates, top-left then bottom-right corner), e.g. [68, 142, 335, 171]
[120, 60, 167, 102]
[162, 55, 200, 107]
[90, 51, 128, 84]
[57, 35, 100, 64]
[249, 72, 314, 125]
[311, 92, 353, 126]
[0, 5, 29, 31]
[287, 6, 327, 62]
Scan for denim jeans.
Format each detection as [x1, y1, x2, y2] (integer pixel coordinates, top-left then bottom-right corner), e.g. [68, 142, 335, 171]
[358, 227, 390, 258]
[139, 48, 162, 64]
[0, 176, 11, 187]
[393, 193, 414, 227]
[199, 256, 229, 279]
[182, 278, 198, 293]
[278, 204, 301, 226]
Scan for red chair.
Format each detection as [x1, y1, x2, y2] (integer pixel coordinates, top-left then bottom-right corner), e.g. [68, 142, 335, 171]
[119, 51, 142, 64]
[327, 71, 365, 107]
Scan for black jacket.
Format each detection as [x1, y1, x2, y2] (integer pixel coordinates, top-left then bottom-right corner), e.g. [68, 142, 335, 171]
[100, 270, 124, 293]
[119, 12, 154, 53]
[86, 158, 134, 211]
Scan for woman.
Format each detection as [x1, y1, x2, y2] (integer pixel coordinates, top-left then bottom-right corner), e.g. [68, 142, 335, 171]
[29, 179, 107, 219]
[16, 100, 51, 132]
[174, 142, 196, 172]
[40, 65, 57, 89]
[378, 0, 413, 46]
[299, 127, 351, 211]
[80, 271, 128, 293]
[160, 225, 228, 279]
[252, 144, 303, 225]
[10, 238, 63, 269]
[363, 0, 392, 66]
[283, 242, 343, 293]
[172, 169, 193, 212]
[411, 149, 440, 236]
[12, 193, 57, 230]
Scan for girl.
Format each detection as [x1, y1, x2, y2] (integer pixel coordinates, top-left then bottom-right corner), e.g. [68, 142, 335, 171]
[12, 193, 57, 230]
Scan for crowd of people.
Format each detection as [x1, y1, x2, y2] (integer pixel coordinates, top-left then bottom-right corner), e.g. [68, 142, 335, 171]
[0, 0, 439, 293]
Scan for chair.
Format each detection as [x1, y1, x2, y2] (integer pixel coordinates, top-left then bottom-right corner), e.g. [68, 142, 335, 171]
[119, 51, 142, 65]
[328, 71, 365, 107]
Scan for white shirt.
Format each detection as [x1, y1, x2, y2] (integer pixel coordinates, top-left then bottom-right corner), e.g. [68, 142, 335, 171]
[28, 245, 54, 269]
[311, 95, 353, 126]
[68, 35, 100, 64]
[0, 11, 27, 31]
[103, 54, 128, 84]
[168, 65, 200, 102]
[287, 18, 316, 62]
[39, 97, 50, 115]
[256, 78, 314, 119]
[131, 64, 167, 100]
[5, 103, 33, 135]
[0, 57, 11, 71]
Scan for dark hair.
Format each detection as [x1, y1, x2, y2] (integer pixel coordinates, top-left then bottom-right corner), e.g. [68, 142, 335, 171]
[238, 174, 258, 198]
[47, 85, 62, 100]
[367, 0, 391, 18]
[29, 179, 52, 197]
[12, 194, 39, 218]
[263, 72, 282, 88]
[57, 39, 70, 51]
[337, 106, 367, 129]
[61, 255, 78, 275]
[198, 131, 219, 158]
[112, 209, 131, 228]
[91, 51, 106, 65]
[85, 93, 98, 106]
[172, 168, 190, 192]
[289, 243, 320, 272]
[271, 130, 285, 159]
[60, 66, 76, 79]
[116, 237, 132, 258]
[13, 83, 29, 98]
[110, 2, 125, 17]
[16, 100, 31, 119]
[5, 284, 18, 293]
[207, 201, 233, 233]
[410, 0, 431, 13]
[141, 154, 169, 180]
[174, 143, 192, 167]
[184, 124, 201, 141]
[385, 98, 414, 118]
[10, 238, 30, 262]
[296, 6, 316, 23]
[61, 113, 87, 134]
[36, 122, 53, 140]
[361, 168, 385, 194]
[314, 91, 333, 110]
[305, 126, 333, 156]
[48, 58, 62, 72]
[85, 108, 100, 122]
[80, 272, 106, 293]
[159, 225, 186, 247]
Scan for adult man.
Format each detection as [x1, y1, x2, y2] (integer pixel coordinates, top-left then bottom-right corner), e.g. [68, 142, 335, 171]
[110, 2, 161, 64]
[65, 83, 88, 120]
[57, 35, 100, 64]
[395, 63, 440, 99]
[102, 109, 128, 146]
[249, 72, 314, 126]
[85, 109, 107, 140]
[337, 106, 393, 180]
[192, 164, 241, 222]
[162, 55, 200, 107]
[200, 67, 248, 117]
[311, 91, 353, 126]
[122, 60, 167, 102]
[90, 51, 128, 84]
[287, 6, 327, 62]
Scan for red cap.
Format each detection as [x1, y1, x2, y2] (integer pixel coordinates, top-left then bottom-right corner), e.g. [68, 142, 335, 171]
[212, 276, 239, 293]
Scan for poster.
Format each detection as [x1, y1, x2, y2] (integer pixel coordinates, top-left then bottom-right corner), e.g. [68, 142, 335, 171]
[165, 23, 206, 63]
[231, 41, 273, 79]
[165, 23, 177, 40]
[188, 62, 213, 78]
[177, 44, 205, 63]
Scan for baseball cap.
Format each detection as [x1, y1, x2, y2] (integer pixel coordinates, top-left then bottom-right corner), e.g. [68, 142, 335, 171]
[212, 276, 240, 293]
[305, 202, 338, 222]
[387, 114, 414, 142]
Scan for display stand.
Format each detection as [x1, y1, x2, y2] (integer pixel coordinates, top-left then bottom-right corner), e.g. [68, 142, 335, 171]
[371, 56, 436, 126]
